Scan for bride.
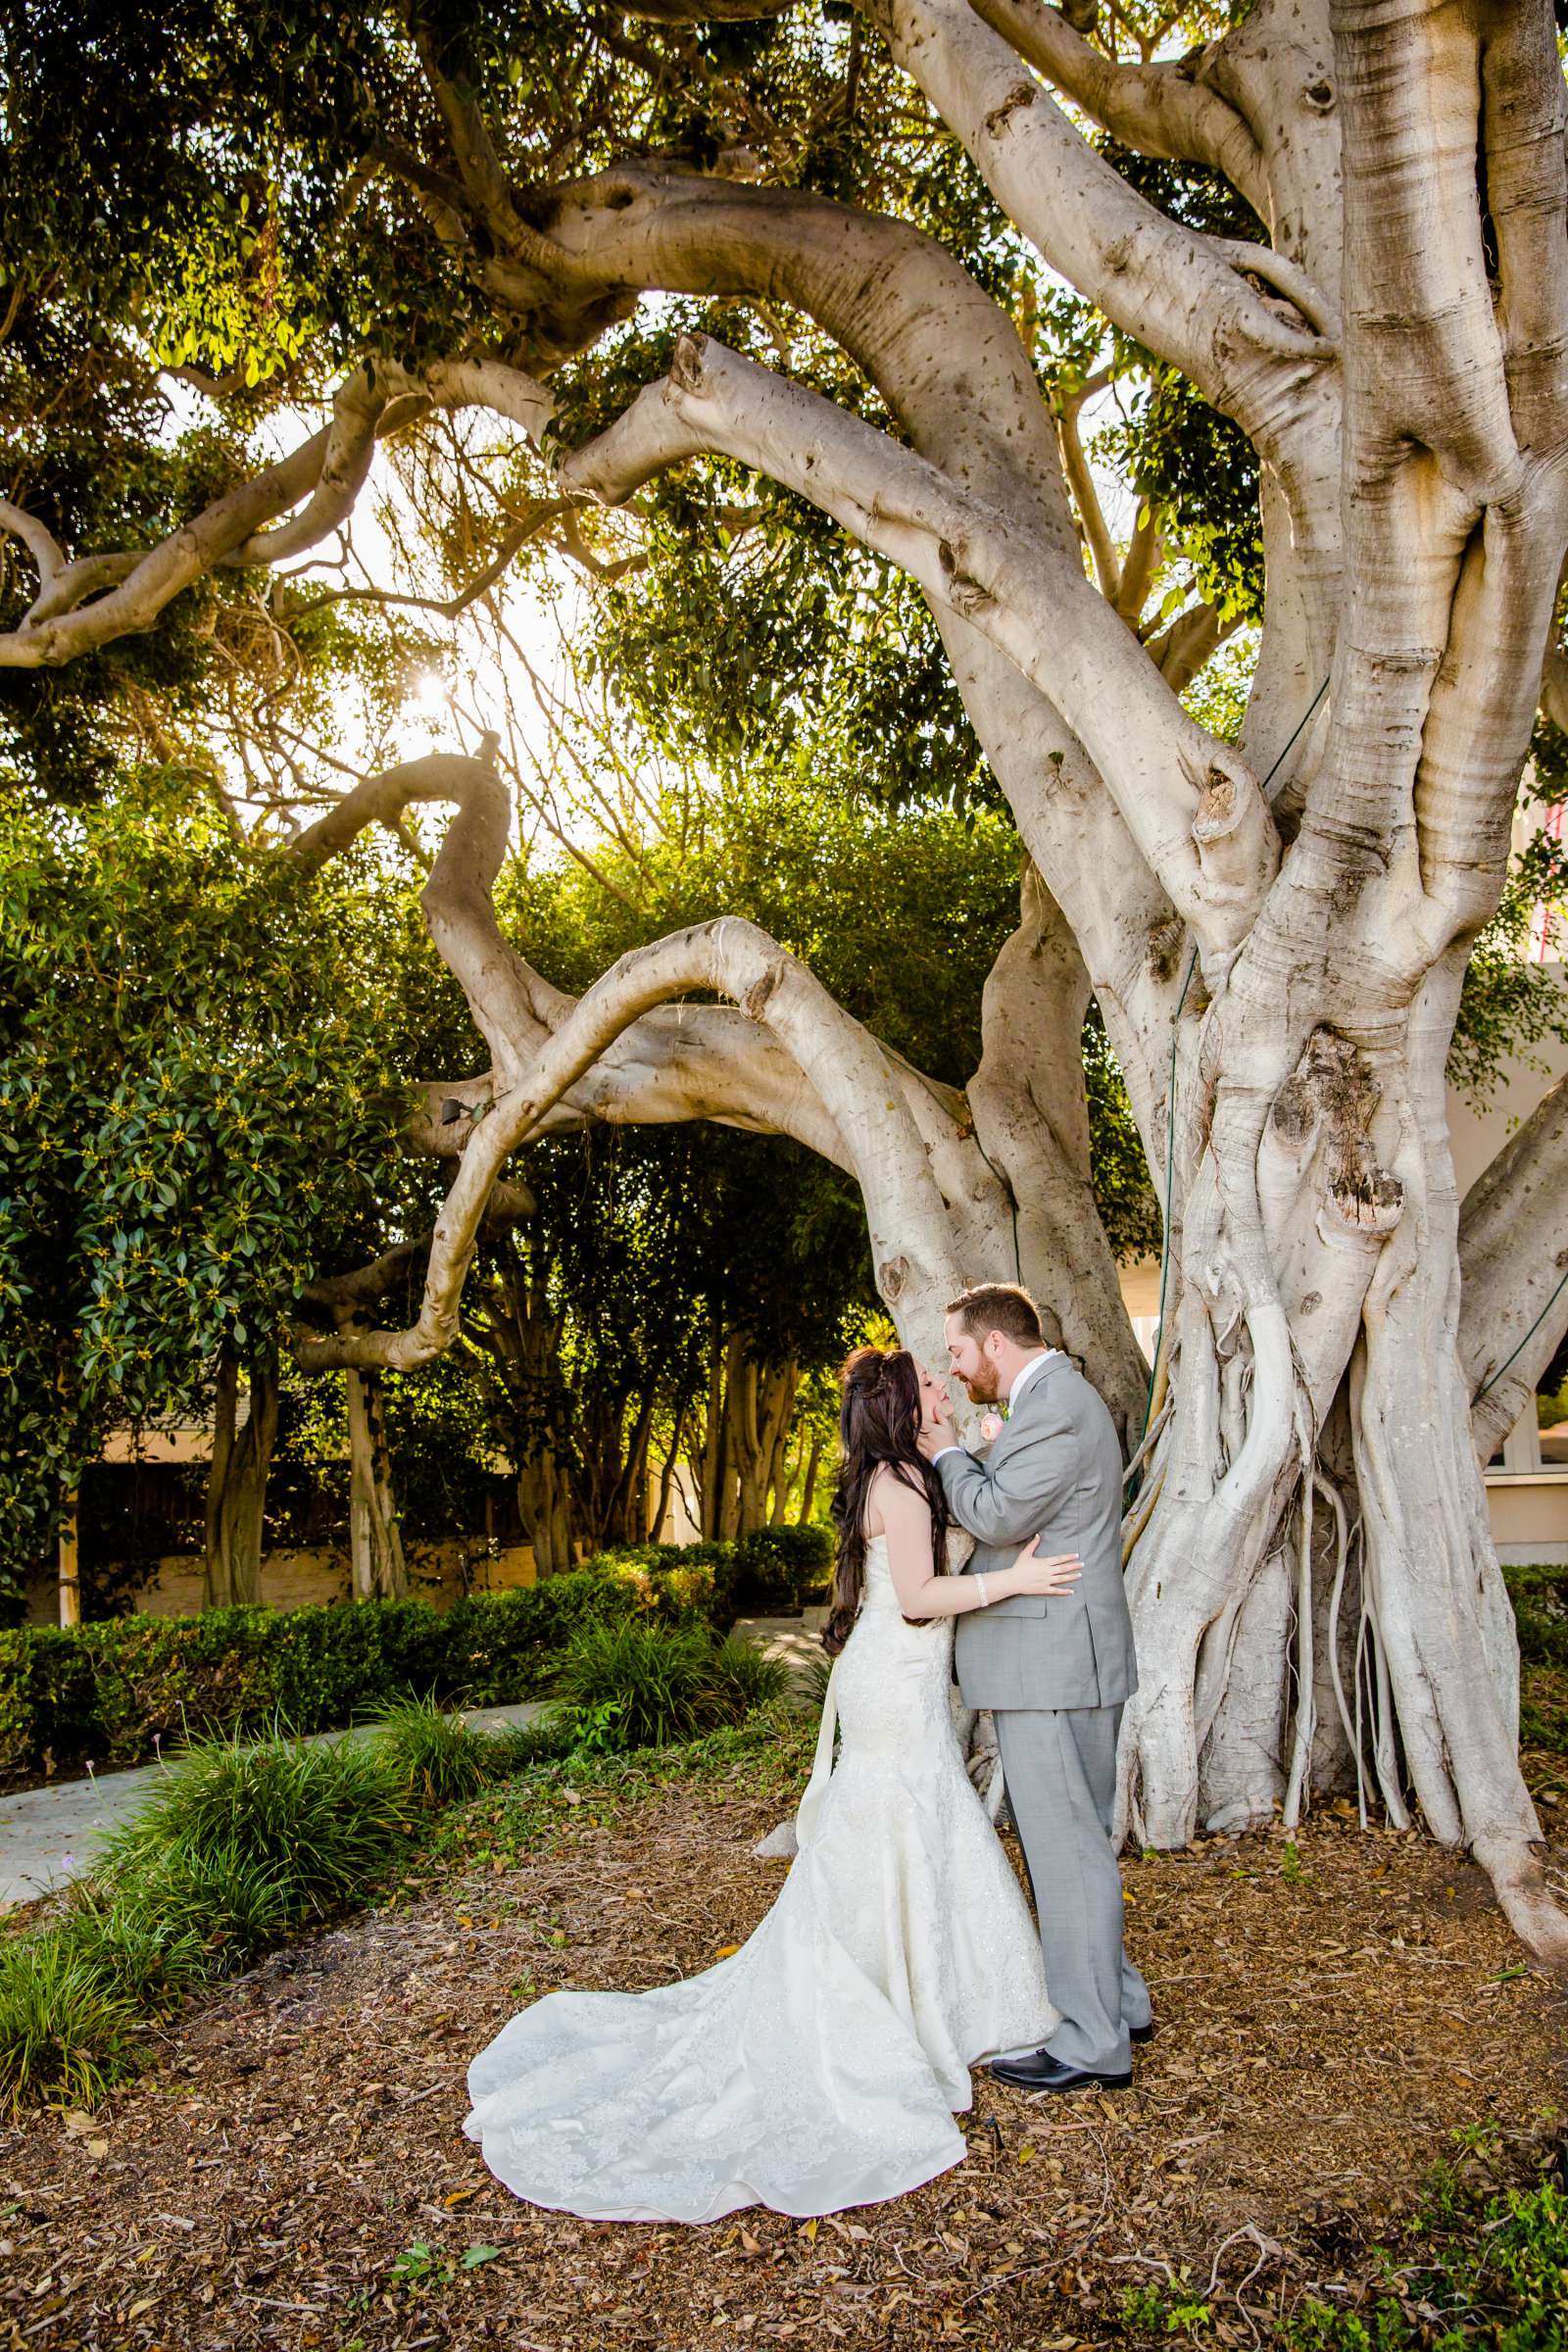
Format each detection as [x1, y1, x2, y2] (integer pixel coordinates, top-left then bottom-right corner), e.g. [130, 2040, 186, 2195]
[464, 1343, 1083, 2223]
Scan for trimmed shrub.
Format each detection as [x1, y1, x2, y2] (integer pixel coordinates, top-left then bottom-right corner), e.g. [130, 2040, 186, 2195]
[1507, 1562, 1568, 1670]
[0, 1549, 728, 1786]
[373, 1692, 500, 1809]
[102, 1725, 413, 1925]
[732, 1524, 834, 1613]
[0, 1933, 137, 2114]
[0, 1535, 836, 1787]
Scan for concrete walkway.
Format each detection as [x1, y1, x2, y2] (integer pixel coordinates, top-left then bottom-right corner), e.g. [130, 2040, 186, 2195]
[0, 1701, 547, 1912]
[0, 1615, 823, 1910]
[732, 1606, 830, 1684]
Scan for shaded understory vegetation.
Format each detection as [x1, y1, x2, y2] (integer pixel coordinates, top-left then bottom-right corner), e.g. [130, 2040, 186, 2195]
[1118, 2151, 1567, 2352]
[0, 1524, 829, 1784]
[0, 1616, 793, 2112]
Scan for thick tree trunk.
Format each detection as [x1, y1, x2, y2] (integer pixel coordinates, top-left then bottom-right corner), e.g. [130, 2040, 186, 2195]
[57, 1487, 80, 1629]
[516, 1450, 575, 1576]
[1115, 969, 1566, 1966]
[203, 1348, 280, 1611]
[687, 1338, 803, 1539]
[56, 0, 1562, 1959]
[795, 1428, 823, 1529]
[573, 1386, 659, 1551]
[346, 1369, 407, 1600]
[651, 1415, 684, 1543]
[466, 1248, 581, 1572]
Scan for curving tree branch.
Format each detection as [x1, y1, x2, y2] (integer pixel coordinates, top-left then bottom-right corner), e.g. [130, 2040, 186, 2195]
[290, 745, 855, 1167]
[1460, 1069, 1568, 1464]
[0, 416, 335, 666]
[967, 0, 1268, 214]
[561, 329, 1279, 965]
[220, 368, 388, 570]
[864, 0, 1339, 478]
[296, 912, 967, 1374]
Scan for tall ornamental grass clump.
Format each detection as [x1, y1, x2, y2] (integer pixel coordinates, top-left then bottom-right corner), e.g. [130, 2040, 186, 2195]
[705, 1634, 792, 1721]
[551, 1620, 789, 1753]
[2, 1724, 415, 2110]
[372, 1691, 504, 1809]
[102, 1723, 413, 1925]
[0, 1934, 137, 2115]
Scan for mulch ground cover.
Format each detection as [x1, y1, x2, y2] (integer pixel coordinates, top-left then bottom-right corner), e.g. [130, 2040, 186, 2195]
[2, 1740, 1565, 2352]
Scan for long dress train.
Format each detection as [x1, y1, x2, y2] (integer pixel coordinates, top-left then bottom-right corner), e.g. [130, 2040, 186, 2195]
[463, 1536, 1056, 2222]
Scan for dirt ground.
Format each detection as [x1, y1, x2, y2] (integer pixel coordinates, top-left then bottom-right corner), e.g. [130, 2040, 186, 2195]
[2, 1755, 1564, 2352]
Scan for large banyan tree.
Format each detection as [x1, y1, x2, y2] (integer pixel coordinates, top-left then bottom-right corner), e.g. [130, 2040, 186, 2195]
[4, 0, 1568, 1955]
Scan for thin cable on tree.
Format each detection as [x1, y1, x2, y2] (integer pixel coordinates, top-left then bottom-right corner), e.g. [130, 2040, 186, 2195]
[968, 1125, 1023, 1286]
[1473, 1265, 1568, 1404]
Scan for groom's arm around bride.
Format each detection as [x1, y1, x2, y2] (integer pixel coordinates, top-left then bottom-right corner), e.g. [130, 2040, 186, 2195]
[919, 1281, 1152, 2092]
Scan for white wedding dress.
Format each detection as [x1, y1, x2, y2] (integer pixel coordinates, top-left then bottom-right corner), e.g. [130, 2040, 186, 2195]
[464, 1536, 1056, 2222]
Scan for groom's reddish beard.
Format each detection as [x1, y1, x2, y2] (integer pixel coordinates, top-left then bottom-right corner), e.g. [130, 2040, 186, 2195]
[957, 1358, 1004, 1405]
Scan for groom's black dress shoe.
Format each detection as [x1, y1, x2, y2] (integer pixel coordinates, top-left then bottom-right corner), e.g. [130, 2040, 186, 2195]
[988, 2049, 1133, 2093]
[1131, 2022, 1154, 2045]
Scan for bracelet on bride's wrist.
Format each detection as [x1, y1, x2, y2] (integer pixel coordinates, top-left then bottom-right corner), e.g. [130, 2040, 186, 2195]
[975, 1571, 989, 1607]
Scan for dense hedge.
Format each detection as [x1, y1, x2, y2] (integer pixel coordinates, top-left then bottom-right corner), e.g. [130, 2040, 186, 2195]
[1507, 1561, 1568, 1662]
[1510, 1561, 1568, 1758]
[610, 1524, 834, 1616]
[0, 1528, 832, 1786]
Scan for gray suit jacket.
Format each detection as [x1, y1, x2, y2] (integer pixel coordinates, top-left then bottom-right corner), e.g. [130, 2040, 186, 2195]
[937, 1354, 1137, 1713]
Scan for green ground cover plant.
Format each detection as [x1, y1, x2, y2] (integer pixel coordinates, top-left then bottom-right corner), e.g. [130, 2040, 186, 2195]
[0, 1529, 828, 1786]
[1120, 2133, 1567, 2351]
[0, 1625, 798, 2110]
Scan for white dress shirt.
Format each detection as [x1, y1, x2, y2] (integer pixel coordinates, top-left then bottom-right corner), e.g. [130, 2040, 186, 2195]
[933, 1348, 1059, 1461]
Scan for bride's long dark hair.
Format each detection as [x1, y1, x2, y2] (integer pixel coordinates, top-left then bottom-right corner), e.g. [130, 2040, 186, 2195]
[824, 1346, 949, 1656]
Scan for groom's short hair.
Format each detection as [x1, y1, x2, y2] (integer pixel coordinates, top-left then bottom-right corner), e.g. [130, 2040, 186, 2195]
[945, 1283, 1045, 1347]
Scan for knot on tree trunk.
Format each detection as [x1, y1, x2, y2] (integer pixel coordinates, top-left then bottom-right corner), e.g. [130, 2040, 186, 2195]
[1187, 748, 1277, 917]
[1271, 1028, 1380, 1156]
[742, 960, 785, 1019]
[982, 82, 1037, 140]
[1326, 1168, 1404, 1233]
[878, 1253, 910, 1301]
[1267, 1029, 1404, 1236]
[671, 331, 710, 394]
[1192, 760, 1242, 844]
[937, 537, 995, 617]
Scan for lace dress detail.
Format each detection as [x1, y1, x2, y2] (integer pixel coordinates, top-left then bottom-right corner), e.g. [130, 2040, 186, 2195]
[464, 1537, 1056, 2222]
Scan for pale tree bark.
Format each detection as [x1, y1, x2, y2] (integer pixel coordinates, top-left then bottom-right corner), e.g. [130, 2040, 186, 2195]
[1109, 0, 1568, 1967]
[14, 0, 1568, 1964]
[1459, 1070, 1568, 1465]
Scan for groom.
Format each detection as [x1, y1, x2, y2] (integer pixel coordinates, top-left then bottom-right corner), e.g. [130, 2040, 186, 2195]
[920, 1282, 1152, 2092]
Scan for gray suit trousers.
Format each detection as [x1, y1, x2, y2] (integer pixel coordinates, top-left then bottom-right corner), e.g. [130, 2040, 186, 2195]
[995, 1704, 1152, 2074]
